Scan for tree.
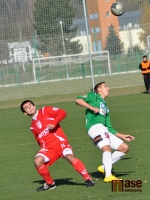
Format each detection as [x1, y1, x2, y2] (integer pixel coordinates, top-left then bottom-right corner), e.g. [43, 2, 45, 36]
[105, 24, 124, 55]
[33, 0, 83, 56]
[139, 1, 150, 47]
[0, 0, 35, 42]
[127, 44, 143, 56]
[0, 40, 10, 63]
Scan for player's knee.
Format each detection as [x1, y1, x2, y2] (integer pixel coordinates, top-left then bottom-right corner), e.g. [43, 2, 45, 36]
[101, 145, 111, 152]
[123, 143, 129, 153]
[34, 155, 45, 167]
[65, 154, 75, 164]
[124, 144, 129, 153]
[118, 143, 129, 153]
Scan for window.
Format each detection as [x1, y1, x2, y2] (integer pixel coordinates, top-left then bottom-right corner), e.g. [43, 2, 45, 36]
[93, 13, 98, 19]
[90, 14, 94, 20]
[91, 28, 94, 34]
[93, 41, 102, 52]
[90, 13, 98, 20]
[95, 27, 100, 33]
[93, 42, 97, 52]
[106, 12, 110, 17]
[97, 41, 102, 51]
[91, 27, 100, 34]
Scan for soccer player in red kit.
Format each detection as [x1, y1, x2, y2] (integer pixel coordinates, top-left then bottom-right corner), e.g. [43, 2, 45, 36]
[20, 100, 94, 191]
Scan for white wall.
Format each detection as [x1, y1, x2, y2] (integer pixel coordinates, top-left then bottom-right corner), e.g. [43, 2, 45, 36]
[119, 28, 145, 53]
[71, 35, 93, 53]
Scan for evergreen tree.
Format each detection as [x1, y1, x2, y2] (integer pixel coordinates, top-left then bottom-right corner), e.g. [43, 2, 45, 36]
[33, 0, 83, 56]
[105, 24, 124, 55]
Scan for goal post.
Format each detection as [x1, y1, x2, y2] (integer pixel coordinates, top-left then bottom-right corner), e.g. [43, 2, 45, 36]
[32, 51, 111, 83]
[147, 35, 150, 59]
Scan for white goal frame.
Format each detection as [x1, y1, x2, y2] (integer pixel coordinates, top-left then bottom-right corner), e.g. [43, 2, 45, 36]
[147, 35, 150, 59]
[32, 51, 111, 83]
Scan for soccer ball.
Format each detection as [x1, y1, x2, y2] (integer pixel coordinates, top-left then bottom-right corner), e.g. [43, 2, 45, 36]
[111, 2, 125, 16]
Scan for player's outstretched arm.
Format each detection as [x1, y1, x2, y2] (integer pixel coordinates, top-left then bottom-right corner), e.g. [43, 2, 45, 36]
[75, 99, 99, 113]
[46, 106, 67, 129]
[116, 132, 135, 142]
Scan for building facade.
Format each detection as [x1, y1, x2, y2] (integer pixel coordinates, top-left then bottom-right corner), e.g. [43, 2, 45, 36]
[86, 0, 119, 51]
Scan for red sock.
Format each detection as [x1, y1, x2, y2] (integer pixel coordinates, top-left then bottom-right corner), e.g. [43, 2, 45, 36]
[72, 158, 91, 180]
[36, 164, 54, 184]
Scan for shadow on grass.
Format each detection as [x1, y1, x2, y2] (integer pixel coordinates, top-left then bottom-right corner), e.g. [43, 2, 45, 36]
[142, 91, 150, 94]
[121, 157, 132, 160]
[112, 171, 135, 177]
[33, 178, 85, 186]
[89, 157, 134, 179]
[89, 171, 104, 179]
[89, 170, 135, 180]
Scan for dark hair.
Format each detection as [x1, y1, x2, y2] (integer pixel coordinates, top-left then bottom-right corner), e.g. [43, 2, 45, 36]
[143, 55, 147, 58]
[94, 82, 105, 93]
[20, 100, 34, 113]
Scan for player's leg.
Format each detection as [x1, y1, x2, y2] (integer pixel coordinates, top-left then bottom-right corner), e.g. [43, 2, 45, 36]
[96, 137, 121, 182]
[110, 133, 129, 164]
[143, 74, 149, 93]
[110, 141, 129, 166]
[61, 144, 94, 187]
[98, 134, 128, 173]
[88, 124, 117, 181]
[34, 148, 60, 191]
[147, 73, 150, 92]
[88, 124, 112, 177]
[100, 145, 112, 178]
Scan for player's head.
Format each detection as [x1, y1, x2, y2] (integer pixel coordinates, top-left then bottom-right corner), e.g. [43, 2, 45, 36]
[20, 100, 36, 116]
[143, 55, 148, 62]
[94, 82, 110, 98]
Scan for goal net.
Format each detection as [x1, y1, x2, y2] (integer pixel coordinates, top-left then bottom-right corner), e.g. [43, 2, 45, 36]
[32, 51, 110, 83]
[0, 0, 149, 102]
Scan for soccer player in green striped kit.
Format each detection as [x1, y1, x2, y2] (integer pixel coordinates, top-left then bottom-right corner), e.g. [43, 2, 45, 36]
[75, 82, 135, 182]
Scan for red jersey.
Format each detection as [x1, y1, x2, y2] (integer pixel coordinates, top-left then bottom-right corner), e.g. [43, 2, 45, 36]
[30, 106, 68, 150]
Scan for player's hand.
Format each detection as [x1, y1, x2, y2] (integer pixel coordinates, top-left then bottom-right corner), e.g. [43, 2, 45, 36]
[90, 106, 99, 113]
[47, 124, 55, 130]
[122, 134, 135, 142]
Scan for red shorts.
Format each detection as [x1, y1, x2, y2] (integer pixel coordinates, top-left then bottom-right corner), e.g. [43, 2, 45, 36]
[36, 141, 73, 166]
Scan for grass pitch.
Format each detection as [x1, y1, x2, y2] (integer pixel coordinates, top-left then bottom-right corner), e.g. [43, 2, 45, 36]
[0, 92, 149, 200]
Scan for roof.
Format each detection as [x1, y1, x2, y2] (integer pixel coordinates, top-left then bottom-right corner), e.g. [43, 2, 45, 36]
[119, 10, 142, 30]
[72, 10, 142, 35]
[72, 18, 87, 36]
